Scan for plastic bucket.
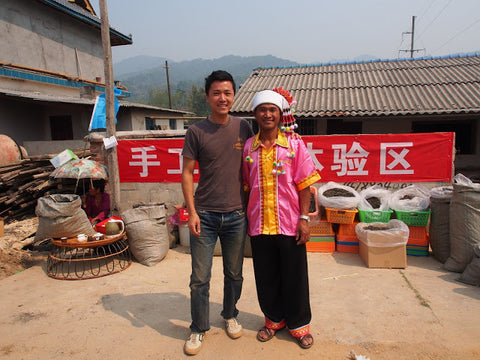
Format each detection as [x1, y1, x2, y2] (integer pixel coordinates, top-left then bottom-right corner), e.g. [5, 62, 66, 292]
[179, 223, 190, 247]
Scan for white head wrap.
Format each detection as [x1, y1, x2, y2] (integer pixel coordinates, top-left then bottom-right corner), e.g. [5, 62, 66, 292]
[252, 90, 287, 112]
[252, 88, 298, 132]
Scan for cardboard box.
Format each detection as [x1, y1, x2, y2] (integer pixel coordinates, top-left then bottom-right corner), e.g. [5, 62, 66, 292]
[49, 149, 78, 168]
[359, 241, 406, 268]
[356, 220, 409, 268]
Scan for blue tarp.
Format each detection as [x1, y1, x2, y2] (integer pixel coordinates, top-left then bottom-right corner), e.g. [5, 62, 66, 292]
[88, 87, 122, 131]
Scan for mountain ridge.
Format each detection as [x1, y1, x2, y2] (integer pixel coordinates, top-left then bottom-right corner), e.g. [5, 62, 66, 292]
[114, 54, 299, 102]
[113, 54, 378, 102]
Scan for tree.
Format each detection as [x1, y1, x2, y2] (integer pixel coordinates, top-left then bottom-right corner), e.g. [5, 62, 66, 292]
[172, 89, 187, 110]
[148, 88, 170, 108]
[187, 85, 208, 116]
[147, 84, 207, 116]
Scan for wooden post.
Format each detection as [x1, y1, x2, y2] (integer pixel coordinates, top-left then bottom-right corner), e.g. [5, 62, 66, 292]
[99, 0, 120, 215]
[164, 60, 172, 108]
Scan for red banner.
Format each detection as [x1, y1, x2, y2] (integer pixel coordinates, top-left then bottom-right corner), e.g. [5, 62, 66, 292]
[117, 132, 454, 183]
[117, 138, 191, 183]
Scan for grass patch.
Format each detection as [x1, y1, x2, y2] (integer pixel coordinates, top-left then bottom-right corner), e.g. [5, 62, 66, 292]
[400, 270, 431, 308]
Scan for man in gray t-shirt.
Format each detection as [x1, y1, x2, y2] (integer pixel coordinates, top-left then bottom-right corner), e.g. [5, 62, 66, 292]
[181, 70, 254, 356]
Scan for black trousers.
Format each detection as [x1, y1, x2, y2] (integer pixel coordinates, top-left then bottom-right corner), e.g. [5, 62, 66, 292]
[250, 234, 312, 331]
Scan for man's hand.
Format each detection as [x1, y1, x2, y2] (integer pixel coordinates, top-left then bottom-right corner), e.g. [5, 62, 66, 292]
[296, 186, 311, 245]
[296, 219, 310, 245]
[188, 212, 201, 236]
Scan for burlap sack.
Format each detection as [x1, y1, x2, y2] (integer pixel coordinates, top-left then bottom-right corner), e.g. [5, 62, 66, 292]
[34, 194, 95, 241]
[458, 245, 480, 286]
[122, 204, 169, 266]
[429, 186, 453, 263]
[444, 183, 480, 273]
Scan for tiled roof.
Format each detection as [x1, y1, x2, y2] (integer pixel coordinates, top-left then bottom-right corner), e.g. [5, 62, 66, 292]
[231, 53, 480, 117]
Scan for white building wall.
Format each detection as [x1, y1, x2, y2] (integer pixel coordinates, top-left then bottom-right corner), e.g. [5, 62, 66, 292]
[0, 0, 104, 81]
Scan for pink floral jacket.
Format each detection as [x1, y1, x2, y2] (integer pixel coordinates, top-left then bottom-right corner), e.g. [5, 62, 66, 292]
[243, 131, 320, 236]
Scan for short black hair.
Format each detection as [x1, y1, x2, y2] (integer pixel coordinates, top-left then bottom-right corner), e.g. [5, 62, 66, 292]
[92, 179, 105, 193]
[204, 70, 236, 95]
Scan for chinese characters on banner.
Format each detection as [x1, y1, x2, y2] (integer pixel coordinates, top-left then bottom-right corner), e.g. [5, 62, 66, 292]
[117, 132, 454, 183]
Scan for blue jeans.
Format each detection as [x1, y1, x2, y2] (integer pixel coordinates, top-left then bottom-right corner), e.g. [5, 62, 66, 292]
[189, 209, 247, 333]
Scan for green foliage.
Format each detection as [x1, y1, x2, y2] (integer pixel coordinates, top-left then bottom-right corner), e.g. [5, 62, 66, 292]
[187, 85, 208, 117]
[147, 85, 208, 116]
[148, 88, 170, 108]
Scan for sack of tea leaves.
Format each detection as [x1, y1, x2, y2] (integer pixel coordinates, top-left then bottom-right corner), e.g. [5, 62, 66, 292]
[318, 182, 361, 210]
[358, 185, 391, 211]
[389, 185, 430, 211]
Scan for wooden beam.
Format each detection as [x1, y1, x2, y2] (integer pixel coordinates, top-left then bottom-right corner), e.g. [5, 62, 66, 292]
[99, 0, 121, 215]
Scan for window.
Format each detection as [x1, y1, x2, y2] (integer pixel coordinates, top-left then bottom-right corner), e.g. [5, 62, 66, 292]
[50, 116, 73, 140]
[412, 120, 475, 155]
[169, 119, 177, 130]
[298, 119, 316, 135]
[327, 119, 362, 135]
[145, 117, 155, 130]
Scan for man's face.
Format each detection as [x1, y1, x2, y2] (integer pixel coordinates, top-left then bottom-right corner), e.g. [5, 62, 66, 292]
[206, 81, 235, 116]
[254, 103, 281, 132]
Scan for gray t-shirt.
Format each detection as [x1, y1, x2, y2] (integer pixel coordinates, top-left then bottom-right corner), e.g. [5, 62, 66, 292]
[182, 116, 254, 212]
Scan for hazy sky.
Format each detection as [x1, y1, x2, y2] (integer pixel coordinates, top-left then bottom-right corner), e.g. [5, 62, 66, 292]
[91, 0, 480, 64]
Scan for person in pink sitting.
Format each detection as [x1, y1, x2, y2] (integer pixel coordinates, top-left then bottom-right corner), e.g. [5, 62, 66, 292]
[82, 179, 110, 226]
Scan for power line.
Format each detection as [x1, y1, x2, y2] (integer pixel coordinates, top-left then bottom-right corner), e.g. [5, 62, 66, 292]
[432, 17, 480, 53]
[416, 0, 453, 41]
[417, 0, 439, 22]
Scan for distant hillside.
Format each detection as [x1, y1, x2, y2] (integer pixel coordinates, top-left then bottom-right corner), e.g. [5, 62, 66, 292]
[113, 55, 299, 102]
[114, 55, 169, 76]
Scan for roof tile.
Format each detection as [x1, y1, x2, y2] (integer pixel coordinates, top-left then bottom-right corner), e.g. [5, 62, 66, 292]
[232, 54, 480, 117]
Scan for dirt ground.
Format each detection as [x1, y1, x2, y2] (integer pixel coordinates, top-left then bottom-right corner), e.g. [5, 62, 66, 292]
[0, 217, 47, 280]
[1, 218, 479, 359]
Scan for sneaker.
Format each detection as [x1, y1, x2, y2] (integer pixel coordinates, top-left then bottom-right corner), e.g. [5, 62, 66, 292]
[184, 332, 204, 355]
[225, 317, 243, 339]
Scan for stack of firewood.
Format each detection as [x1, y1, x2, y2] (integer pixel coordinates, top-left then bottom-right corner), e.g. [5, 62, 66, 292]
[0, 155, 80, 223]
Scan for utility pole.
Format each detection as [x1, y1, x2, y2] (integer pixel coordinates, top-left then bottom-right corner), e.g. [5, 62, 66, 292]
[409, 16, 416, 58]
[399, 16, 424, 58]
[99, 0, 120, 215]
[164, 60, 172, 109]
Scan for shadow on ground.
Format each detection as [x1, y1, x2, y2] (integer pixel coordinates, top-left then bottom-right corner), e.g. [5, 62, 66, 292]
[101, 292, 264, 341]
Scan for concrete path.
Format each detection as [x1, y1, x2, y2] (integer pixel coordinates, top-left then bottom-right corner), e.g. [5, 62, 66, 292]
[0, 246, 479, 359]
